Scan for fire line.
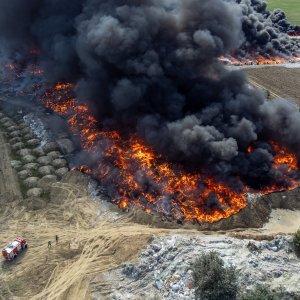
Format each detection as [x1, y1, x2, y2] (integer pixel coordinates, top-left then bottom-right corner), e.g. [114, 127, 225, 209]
[38, 81, 300, 224]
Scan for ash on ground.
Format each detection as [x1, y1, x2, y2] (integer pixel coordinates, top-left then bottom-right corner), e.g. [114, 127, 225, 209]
[94, 234, 300, 300]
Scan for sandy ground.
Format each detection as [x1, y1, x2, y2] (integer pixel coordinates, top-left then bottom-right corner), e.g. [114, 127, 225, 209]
[262, 209, 300, 234]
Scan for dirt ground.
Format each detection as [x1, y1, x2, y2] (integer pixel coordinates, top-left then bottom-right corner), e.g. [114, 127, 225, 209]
[245, 66, 300, 103]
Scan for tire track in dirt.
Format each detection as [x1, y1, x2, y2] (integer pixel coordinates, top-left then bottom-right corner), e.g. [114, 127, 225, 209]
[248, 78, 282, 99]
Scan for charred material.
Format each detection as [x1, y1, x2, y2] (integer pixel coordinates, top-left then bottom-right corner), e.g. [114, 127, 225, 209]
[0, 0, 300, 223]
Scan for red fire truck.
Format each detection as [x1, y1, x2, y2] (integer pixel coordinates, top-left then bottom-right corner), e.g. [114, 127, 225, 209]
[2, 237, 28, 260]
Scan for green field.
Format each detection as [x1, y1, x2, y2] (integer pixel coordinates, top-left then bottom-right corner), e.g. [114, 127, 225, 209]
[267, 0, 300, 25]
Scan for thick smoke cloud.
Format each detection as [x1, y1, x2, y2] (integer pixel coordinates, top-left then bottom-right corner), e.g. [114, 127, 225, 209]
[0, 0, 39, 53]
[236, 0, 300, 56]
[0, 0, 300, 190]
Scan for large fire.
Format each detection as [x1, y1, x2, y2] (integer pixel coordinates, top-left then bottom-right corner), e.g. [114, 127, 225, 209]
[219, 54, 300, 66]
[1, 62, 299, 223]
[38, 82, 300, 223]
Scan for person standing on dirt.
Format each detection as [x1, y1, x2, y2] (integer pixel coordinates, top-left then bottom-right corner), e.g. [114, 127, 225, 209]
[55, 235, 59, 244]
[48, 241, 52, 248]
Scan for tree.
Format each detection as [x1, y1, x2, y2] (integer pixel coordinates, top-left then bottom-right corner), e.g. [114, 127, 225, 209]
[192, 251, 238, 300]
[293, 228, 300, 256]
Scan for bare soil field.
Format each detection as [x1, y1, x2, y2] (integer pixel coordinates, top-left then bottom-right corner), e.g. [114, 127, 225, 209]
[245, 66, 300, 103]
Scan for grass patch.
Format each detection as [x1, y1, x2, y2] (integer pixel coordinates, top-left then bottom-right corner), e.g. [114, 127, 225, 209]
[267, 0, 300, 25]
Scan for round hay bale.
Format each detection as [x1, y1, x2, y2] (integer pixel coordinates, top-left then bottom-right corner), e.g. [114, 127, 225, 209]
[11, 160, 22, 169]
[27, 139, 40, 147]
[9, 130, 21, 138]
[13, 115, 23, 122]
[52, 158, 67, 168]
[57, 138, 74, 154]
[22, 155, 36, 163]
[42, 141, 59, 153]
[24, 177, 39, 188]
[20, 127, 31, 135]
[26, 188, 43, 198]
[47, 151, 62, 160]
[39, 165, 55, 176]
[18, 122, 28, 129]
[32, 147, 45, 156]
[55, 167, 69, 178]
[9, 137, 22, 144]
[12, 142, 25, 151]
[7, 125, 19, 132]
[37, 156, 52, 165]
[23, 163, 40, 171]
[38, 175, 58, 191]
[18, 170, 30, 180]
[3, 121, 15, 128]
[18, 148, 32, 157]
[23, 133, 35, 141]
[25, 197, 47, 210]
[0, 117, 10, 124]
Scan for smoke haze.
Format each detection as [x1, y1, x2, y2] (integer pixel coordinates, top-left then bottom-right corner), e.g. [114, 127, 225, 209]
[0, 0, 300, 190]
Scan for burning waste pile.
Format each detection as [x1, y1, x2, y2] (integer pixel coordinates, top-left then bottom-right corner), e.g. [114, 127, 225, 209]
[0, 0, 300, 224]
[220, 0, 300, 65]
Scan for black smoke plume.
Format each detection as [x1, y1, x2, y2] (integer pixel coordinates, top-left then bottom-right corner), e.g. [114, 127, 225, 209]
[0, 0, 300, 191]
[236, 0, 299, 56]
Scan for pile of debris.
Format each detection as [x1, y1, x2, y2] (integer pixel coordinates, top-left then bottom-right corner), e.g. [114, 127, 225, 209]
[99, 234, 300, 300]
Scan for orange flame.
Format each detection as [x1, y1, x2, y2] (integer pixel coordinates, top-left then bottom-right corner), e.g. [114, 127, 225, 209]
[2, 53, 299, 223]
[37, 83, 300, 223]
[219, 54, 300, 66]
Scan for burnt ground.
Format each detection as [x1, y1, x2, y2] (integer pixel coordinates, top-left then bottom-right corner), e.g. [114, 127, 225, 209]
[245, 66, 300, 103]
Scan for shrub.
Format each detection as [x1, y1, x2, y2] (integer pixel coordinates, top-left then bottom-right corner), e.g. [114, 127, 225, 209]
[241, 285, 280, 300]
[192, 251, 238, 300]
[293, 228, 300, 255]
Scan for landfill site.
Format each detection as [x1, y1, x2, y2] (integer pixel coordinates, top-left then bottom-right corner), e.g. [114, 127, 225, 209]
[0, 65, 300, 299]
[0, 0, 300, 299]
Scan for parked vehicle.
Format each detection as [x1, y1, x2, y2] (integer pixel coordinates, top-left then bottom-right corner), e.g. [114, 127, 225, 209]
[2, 237, 28, 260]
